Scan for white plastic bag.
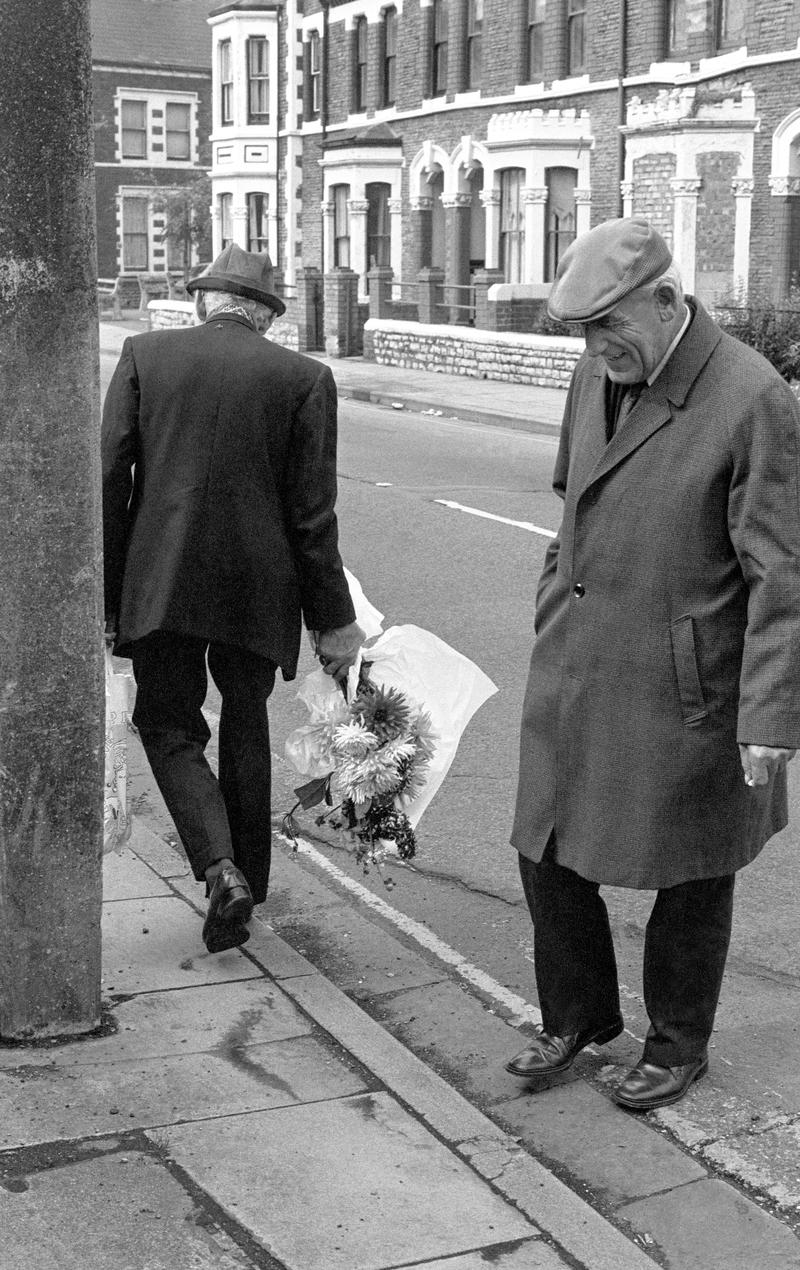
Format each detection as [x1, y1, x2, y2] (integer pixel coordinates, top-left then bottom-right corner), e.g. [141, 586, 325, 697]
[104, 647, 132, 853]
[355, 625, 497, 826]
[285, 624, 497, 828]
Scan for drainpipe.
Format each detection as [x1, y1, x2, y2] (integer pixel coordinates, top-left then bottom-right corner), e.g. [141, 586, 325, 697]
[617, 0, 628, 216]
[320, 0, 329, 276]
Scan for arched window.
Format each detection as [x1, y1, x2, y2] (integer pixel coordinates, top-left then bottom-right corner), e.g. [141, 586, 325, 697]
[366, 182, 391, 269]
[333, 185, 351, 267]
[219, 193, 233, 250]
[544, 168, 576, 282]
[500, 168, 525, 283]
[247, 193, 269, 253]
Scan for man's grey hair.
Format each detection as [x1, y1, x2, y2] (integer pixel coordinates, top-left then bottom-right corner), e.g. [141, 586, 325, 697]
[202, 289, 275, 326]
[645, 263, 684, 302]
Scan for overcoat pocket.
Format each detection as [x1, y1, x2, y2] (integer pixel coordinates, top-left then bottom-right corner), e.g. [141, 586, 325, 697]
[669, 615, 709, 724]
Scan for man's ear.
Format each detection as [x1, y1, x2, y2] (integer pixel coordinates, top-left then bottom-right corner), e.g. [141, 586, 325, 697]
[194, 292, 207, 322]
[654, 283, 679, 322]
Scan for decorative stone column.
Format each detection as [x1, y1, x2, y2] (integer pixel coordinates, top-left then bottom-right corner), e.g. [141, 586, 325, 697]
[210, 203, 221, 257]
[0, 0, 103, 1038]
[442, 192, 472, 323]
[731, 177, 754, 300]
[575, 187, 592, 237]
[523, 186, 548, 284]
[389, 197, 403, 295]
[620, 180, 635, 219]
[480, 188, 501, 270]
[671, 177, 702, 293]
[321, 199, 335, 273]
[347, 198, 370, 298]
[768, 176, 800, 301]
[410, 195, 434, 277]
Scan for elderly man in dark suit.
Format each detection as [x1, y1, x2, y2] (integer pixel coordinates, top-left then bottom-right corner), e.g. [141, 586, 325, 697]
[103, 245, 363, 954]
[506, 218, 800, 1110]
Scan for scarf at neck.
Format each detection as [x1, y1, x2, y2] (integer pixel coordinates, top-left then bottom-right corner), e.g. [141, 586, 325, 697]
[207, 302, 256, 329]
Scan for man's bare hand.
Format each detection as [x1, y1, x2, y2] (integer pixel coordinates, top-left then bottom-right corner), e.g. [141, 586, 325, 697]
[315, 621, 365, 680]
[739, 744, 796, 787]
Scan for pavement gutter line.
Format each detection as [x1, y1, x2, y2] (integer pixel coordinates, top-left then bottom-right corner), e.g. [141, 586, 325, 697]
[128, 829, 659, 1270]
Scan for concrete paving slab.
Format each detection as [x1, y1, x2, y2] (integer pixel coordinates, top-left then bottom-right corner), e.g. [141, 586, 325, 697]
[457, 1136, 660, 1270]
[412, 1240, 566, 1268]
[268, 903, 448, 1000]
[0, 980, 310, 1071]
[283, 971, 504, 1144]
[163, 1091, 533, 1270]
[102, 843, 173, 900]
[0, 1147, 255, 1270]
[493, 1079, 707, 1207]
[124, 817, 193, 879]
[102, 896, 258, 993]
[701, 1120, 800, 1210]
[0, 1033, 368, 1149]
[369, 978, 553, 1106]
[618, 1178, 800, 1269]
[242, 913, 321, 979]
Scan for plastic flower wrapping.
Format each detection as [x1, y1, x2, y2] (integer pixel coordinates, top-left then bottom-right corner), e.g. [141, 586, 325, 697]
[282, 574, 497, 886]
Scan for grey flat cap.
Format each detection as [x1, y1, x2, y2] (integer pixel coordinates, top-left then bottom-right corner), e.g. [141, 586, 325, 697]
[547, 218, 673, 322]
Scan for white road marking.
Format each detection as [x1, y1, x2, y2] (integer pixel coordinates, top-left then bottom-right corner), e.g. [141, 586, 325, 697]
[280, 830, 543, 1030]
[435, 499, 557, 538]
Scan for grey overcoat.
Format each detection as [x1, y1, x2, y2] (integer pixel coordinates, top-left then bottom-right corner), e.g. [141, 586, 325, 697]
[512, 300, 800, 888]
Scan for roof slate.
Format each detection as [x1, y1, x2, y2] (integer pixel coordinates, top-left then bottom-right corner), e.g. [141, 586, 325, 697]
[90, 0, 213, 70]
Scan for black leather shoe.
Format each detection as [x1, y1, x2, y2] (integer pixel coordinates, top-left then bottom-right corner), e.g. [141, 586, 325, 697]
[506, 1019, 624, 1078]
[613, 1054, 708, 1111]
[202, 865, 254, 954]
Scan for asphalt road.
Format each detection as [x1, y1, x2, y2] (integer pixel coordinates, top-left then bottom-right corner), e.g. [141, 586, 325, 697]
[101, 347, 800, 1164]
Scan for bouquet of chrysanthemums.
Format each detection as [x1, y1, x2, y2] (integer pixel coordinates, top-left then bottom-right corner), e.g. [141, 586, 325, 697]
[282, 575, 497, 886]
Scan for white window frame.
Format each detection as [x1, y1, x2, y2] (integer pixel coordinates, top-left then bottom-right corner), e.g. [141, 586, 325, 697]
[116, 89, 198, 168]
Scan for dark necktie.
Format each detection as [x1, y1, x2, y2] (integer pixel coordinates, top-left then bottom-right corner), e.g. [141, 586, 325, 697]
[607, 381, 645, 440]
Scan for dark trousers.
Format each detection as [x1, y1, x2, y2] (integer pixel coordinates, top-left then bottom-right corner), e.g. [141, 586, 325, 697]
[131, 633, 277, 904]
[518, 846, 735, 1067]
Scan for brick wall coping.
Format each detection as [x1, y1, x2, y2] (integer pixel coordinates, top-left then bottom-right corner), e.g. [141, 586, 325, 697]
[487, 282, 552, 301]
[364, 318, 583, 355]
[147, 299, 195, 317]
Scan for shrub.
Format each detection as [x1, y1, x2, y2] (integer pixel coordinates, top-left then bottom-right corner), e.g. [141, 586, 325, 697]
[715, 289, 800, 382]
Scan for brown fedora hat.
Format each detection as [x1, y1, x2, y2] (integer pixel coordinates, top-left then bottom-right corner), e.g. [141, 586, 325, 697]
[186, 243, 286, 316]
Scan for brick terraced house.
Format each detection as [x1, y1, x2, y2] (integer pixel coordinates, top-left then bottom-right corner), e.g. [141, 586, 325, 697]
[292, 0, 800, 317]
[91, 0, 212, 285]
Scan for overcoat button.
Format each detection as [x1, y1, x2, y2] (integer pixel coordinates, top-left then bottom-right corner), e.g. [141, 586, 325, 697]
[573, 582, 585, 598]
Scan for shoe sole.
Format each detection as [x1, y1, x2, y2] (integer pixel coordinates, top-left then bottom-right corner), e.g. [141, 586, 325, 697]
[205, 924, 251, 955]
[613, 1058, 708, 1111]
[505, 1020, 624, 1078]
[217, 892, 254, 925]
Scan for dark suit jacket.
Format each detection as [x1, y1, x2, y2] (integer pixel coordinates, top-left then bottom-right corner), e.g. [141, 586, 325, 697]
[102, 312, 355, 678]
[512, 300, 800, 888]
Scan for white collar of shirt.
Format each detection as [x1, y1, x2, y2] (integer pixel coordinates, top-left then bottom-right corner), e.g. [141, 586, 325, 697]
[646, 304, 691, 386]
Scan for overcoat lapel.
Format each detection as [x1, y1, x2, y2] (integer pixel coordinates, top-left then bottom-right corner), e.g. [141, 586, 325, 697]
[580, 301, 723, 495]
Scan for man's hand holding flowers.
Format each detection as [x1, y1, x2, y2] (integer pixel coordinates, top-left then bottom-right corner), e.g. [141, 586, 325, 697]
[314, 621, 365, 680]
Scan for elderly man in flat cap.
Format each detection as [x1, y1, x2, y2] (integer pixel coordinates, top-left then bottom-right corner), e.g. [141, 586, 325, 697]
[506, 217, 800, 1110]
[103, 245, 363, 954]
